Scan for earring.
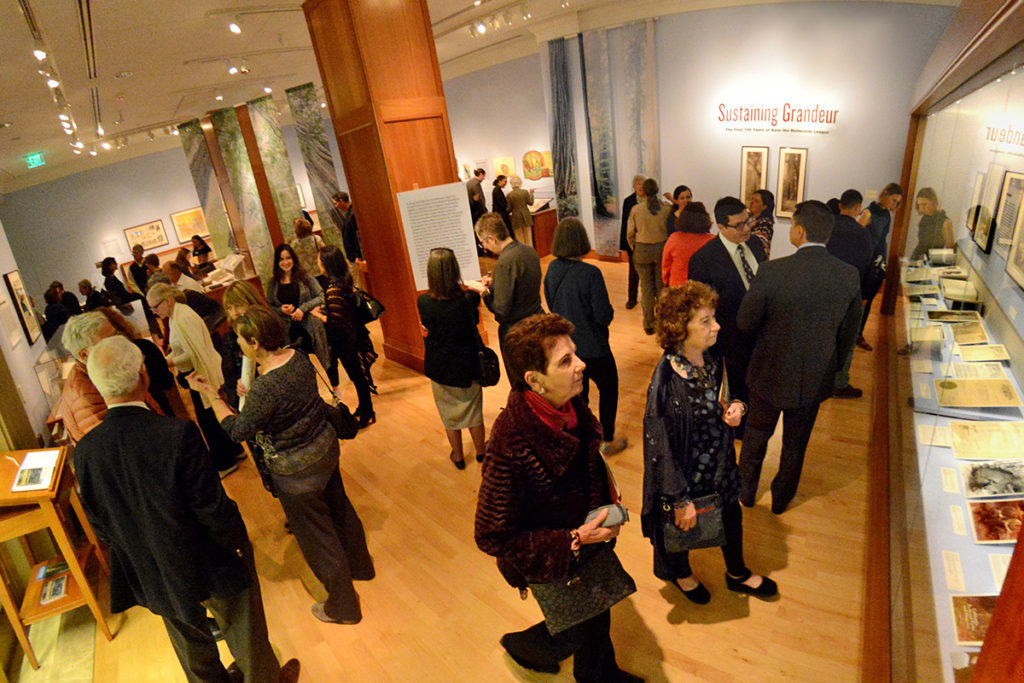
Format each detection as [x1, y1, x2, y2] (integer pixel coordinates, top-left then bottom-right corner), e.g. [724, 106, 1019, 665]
[537, 386, 546, 395]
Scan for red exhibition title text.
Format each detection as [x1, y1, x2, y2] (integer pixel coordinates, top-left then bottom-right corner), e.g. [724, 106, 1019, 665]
[717, 103, 839, 127]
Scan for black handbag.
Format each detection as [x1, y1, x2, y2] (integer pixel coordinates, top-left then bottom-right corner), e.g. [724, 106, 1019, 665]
[356, 288, 385, 324]
[661, 493, 726, 553]
[312, 363, 359, 440]
[466, 296, 500, 387]
[529, 544, 636, 635]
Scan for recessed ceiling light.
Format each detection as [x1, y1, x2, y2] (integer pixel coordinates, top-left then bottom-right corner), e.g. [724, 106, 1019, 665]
[61, 121, 71, 128]
[58, 113, 70, 121]
[474, 0, 481, 5]
[89, 149, 97, 157]
[229, 15, 242, 33]
[73, 148, 82, 155]
[46, 78, 60, 88]
[171, 128, 179, 136]
[475, 21, 486, 34]
[0, 122, 13, 129]
[264, 86, 272, 94]
[114, 70, 133, 79]
[215, 94, 224, 101]
[320, 102, 326, 108]
[228, 65, 239, 75]
[74, 141, 84, 148]
[101, 141, 111, 150]
[97, 124, 105, 136]
[63, 128, 73, 134]
[33, 49, 47, 61]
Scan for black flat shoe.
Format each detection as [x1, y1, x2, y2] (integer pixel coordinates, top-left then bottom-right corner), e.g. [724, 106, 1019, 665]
[499, 634, 560, 674]
[475, 452, 485, 463]
[357, 411, 376, 429]
[450, 451, 466, 470]
[726, 572, 778, 600]
[671, 577, 710, 604]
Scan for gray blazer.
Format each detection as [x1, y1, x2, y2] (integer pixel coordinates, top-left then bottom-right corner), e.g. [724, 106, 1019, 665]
[265, 275, 331, 371]
[736, 245, 862, 409]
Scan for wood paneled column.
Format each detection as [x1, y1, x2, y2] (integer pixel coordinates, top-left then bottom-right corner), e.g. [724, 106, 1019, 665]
[303, 0, 459, 372]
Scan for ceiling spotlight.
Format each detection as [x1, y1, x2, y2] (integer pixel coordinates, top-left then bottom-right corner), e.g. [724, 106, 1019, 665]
[522, 7, 532, 20]
[215, 94, 224, 101]
[97, 123, 105, 136]
[474, 0, 481, 4]
[263, 86, 272, 94]
[239, 59, 250, 75]
[73, 148, 82, 155]
[320, 102, 326, 108]
[61, 120, 71, 128]
[33, 48, 47, 61]
[46, 78, 60, 88]
[0, 122, 13, 129]
[228, 65, 239, 75]
[171, 128, 179, 136]
[58, 113, 70, 121]
[63, 127, 73, 134]
[229, 16, 242, 33]
[101, 141, 111, 150]
[74, 141, 84, 148]
[89, 149, 97, 157]
[475, 21, 487, 34]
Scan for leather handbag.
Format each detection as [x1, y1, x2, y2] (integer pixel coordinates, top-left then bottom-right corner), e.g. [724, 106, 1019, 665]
[466, 297, 500, 387]
[312, 363, 359, 440]
[529, 544, 636, 635]
[661, 493, 725, 553]
[356, 288, 385, 324]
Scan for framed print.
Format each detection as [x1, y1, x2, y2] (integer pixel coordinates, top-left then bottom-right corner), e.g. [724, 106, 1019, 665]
[3, 270, 41, 345]
[740, 147, 769, 205]
[123, 219, 168, 251]
[1001, 177, 1024, 290]
[170, 207, 209, 244]
[970, 173, 995, 253]
[993, 170, 1024, 259]
[492, 156, 515, 177]
[776, 147, 807, 219]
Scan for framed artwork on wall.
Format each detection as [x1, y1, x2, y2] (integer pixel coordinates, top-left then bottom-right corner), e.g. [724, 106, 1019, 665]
[970, 172, 995, 253]
[493, 156, 515, 177]
[740, 147, 769, 205]
[3, 270, 41, 345]
[124, 219, 168, 251]
[994, 171, 1024, 260]
[776, 147, 807, 219]
[170, 207, 209, 244]
[1002, 185, 1024, 291]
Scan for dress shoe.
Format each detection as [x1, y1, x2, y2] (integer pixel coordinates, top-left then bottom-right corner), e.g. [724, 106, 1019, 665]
[227, 662, 243, 683]
[739, 495, 755, 508]
[600, 437, 628, 456]
[449, 450, 466, 470]
[278, 658, 301, 683]
[856, 336, 873, 351]
[643, 327, 655, 336]
[312, 601, 361, 624]
[725, 571, 778, 600]
[356, 410, 376, 429]
[613, 670, 645, 683]
[671, 577, 710, 605]
[499, 634, 560, 674]
[625, 300, 638, 310]
[770, 498, 789, 514]
[833, 385, 863, 399]
[475, 452, 485, 463]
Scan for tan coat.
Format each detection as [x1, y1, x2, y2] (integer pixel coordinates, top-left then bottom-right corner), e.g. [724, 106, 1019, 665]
[507, 188, 535, 231]
[627, 201, 671, 248]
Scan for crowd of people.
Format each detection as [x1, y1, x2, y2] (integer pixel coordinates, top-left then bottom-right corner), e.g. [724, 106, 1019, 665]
[35, 172, 940, 681]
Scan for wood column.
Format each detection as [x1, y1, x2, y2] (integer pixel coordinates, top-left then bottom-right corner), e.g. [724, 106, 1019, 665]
[200, 116, 251, 255]
[303, 0, 459, 372]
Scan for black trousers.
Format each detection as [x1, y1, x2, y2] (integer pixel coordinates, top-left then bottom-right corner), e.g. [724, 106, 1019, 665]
[503, 610, 619, 682]
[625, 246, 639, 304]
[277, 469, 374, 621]
[738, 392, 822, 510]
[652, 500, 747, 581]
[187, 387, 243, 471]
[327, 345, 374, 415]
[161, 544, 280, 683]
[860, 271, 885, 334]
[579, 354, 619, 442]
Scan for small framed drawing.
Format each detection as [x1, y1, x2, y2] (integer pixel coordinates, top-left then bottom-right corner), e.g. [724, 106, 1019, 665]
[123, 219, 168, 251]
[776, 147, 807, 219]
[3, 270, 41, 345]
[994, 171, 1024, 260]
[1001, 181, 1024, 290]
[970, 172, 995, 253]
[170, 207, 209, 244]
[740, 147, 769, 205]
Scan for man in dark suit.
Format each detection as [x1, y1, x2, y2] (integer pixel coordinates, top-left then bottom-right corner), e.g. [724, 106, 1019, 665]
[74, 336, 298, 683]
[826, 189, 873, 399]
[736, 200, 863, 514]
[688, 196, 767, 422]
[330, 191, 365, 288]
[618, 174, 645, 309]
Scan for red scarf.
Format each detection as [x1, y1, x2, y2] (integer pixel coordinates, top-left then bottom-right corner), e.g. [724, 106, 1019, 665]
[523, 389, 577, 432]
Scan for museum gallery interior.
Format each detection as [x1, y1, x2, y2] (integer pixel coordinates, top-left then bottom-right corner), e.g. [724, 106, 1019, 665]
[0, 0, 1022, 680]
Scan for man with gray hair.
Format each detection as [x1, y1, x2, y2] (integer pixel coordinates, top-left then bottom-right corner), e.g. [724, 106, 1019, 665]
[56, 312, 115, 443]
[75, 336, 299, 683]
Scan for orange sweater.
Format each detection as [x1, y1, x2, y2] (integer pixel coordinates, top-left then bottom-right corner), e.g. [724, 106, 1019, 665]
[662, 232, 714, 286]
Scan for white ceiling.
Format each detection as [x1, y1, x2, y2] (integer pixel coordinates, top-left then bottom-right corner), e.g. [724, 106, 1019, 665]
[0, 0, 955, 195]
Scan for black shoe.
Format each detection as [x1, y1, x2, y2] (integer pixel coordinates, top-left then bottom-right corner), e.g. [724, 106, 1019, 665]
[643, 327, 655, 336]
[450, 450, 466, 470]
[833, 385, 863, 399]
[739, 495, 755, 508]
[312, 601, 361, 624]
[499, 634, 561, 674]
[726, 571, 778, 600]
[227, 662, 243, 683]
[671, 577, 710, 604]
[770, 498, 789, 514]
[625, 300, 638, 310]
[475, 452, 485, 463]
[278, 658, 301, 683]
[357, 410, 376, 429]
[856, 336, 873, 351]
[613, 670, 645, 683]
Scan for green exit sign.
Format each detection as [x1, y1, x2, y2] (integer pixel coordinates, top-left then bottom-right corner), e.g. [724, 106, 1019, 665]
[25, 153, 45, 168]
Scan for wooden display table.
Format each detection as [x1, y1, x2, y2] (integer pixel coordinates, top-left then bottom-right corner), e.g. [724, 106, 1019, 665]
[532, 208, 558, 258]
[0, 447, 112, 669]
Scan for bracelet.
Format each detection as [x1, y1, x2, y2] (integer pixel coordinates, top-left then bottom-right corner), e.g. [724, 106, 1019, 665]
[672, 497, 692, 510]
[569, 529, 581, 558]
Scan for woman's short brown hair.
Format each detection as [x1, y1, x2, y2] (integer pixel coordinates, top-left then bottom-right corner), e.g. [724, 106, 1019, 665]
[232, 305, 287, 352]
[293, 217, 313, 238]
[551, 217, 591, 258]
[655, 281, 718, 352]
[675, 202, 711, 234]
[223, 280, 267, 312]
[503, 313, 575, 390]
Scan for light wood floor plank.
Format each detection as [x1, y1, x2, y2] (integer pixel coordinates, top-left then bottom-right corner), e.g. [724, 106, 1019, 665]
[90, 256, 875, 682]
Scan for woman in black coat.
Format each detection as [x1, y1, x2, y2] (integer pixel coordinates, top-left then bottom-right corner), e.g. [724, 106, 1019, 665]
[642, 282, 777, 604]
[417, 247, 485, 469]
[492, 174, 512, 233]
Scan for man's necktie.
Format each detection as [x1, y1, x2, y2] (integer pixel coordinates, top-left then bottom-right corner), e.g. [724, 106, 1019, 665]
[737, 244, 756, 287]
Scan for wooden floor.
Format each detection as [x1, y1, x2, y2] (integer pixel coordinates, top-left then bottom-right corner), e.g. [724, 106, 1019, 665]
[89, 257, 877, 682]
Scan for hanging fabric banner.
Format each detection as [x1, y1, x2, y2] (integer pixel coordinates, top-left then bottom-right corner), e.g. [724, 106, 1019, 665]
[247, 95, 302, 242]
[286, 83, 343, 249]
[210, 107, 274, 287]
[581, 30, 618, 219]
[548, 38, 580, 220]
[178, 120, 234, 257]
[622, 20, 660, 183]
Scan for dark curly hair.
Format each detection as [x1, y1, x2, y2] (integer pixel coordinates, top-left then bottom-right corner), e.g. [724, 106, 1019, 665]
[655, 281, 718, 352]
[503, 313, 575, 390]
[675, 202, 711, 234]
